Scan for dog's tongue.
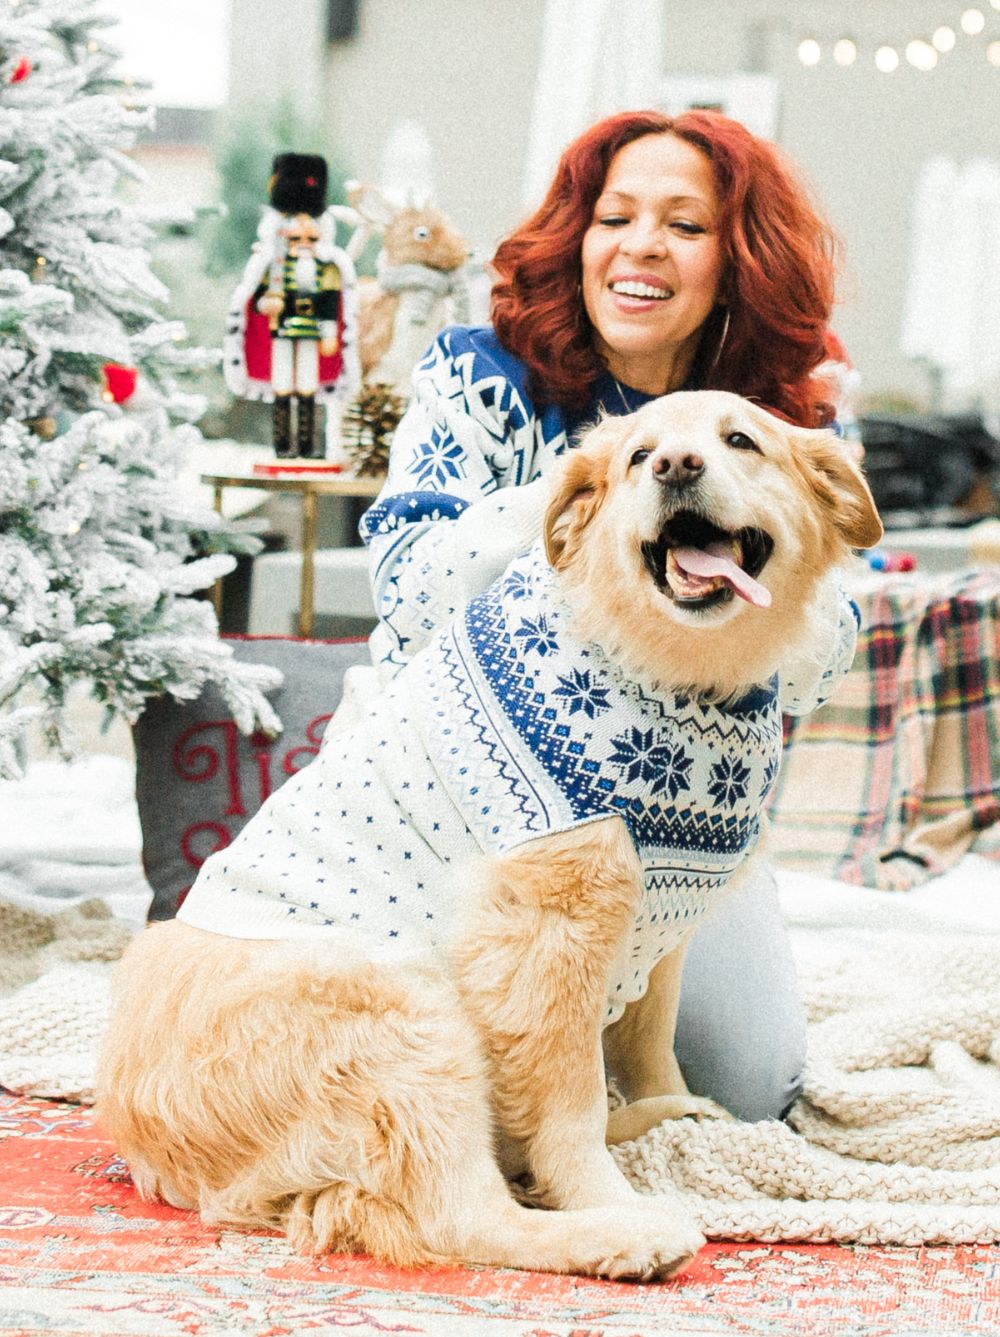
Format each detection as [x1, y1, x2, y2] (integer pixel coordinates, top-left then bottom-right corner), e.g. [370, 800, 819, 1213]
[673, 546, 772, 608]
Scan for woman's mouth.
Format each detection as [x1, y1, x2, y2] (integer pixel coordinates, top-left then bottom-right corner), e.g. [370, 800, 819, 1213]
[610, 280, 673, 301]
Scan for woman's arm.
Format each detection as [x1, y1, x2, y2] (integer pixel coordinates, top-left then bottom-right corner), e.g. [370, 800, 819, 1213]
[779, 351, 866, 714]
[778, 571, 861, 716]
[360, 327, 557, 675]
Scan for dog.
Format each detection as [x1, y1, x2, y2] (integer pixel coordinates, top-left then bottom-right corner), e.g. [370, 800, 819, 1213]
[97, 391, 881, 1282]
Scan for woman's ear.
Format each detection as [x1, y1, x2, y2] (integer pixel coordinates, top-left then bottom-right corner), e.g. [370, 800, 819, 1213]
[794, 429, 883, 550]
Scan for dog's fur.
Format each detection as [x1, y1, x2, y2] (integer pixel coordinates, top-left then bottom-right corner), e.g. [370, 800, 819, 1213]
[98, 392, 881, 1282]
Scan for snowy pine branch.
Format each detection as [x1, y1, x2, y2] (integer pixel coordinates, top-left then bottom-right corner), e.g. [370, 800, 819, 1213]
[0, 1, 286, 774]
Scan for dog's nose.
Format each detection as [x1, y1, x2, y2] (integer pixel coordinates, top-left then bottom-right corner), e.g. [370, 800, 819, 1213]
[651, 448, 705, 486]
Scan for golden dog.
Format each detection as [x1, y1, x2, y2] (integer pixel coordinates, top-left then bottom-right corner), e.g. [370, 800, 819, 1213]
[98, 391, 881, 1282]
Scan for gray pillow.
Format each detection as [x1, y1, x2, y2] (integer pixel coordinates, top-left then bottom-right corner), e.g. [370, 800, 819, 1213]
[134, 636, 371, 922]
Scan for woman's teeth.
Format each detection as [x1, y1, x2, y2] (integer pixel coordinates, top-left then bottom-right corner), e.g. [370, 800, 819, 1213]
[610, 281, 672, 300]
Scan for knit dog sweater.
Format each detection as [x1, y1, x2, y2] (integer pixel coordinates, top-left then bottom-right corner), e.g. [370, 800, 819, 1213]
[179, 544, 784, 1022]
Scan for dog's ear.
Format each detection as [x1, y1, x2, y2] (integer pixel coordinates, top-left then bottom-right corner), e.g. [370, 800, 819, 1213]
[543, 424, 617, 569]
[793, 430, 883, 550]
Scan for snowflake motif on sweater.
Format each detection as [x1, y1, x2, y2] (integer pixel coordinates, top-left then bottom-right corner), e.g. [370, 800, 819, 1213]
[412, 545, 783, 878]
[360, 325, 650, 675]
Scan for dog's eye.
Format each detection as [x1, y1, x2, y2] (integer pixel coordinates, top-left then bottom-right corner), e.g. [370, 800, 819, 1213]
[726, 431, 760, 453]
[629, 447, 650, 467]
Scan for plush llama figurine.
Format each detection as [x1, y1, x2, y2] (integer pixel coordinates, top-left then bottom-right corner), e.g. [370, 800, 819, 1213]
[347, 182, 471, 392]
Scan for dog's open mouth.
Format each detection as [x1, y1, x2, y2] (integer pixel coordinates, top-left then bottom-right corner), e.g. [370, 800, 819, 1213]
[640, 511, 774, 609]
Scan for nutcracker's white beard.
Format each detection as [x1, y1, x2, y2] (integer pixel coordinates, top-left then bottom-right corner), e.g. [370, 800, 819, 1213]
[295, 253, 317, 291]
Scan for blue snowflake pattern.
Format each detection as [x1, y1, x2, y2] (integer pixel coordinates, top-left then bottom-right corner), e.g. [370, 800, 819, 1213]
[502, 569, 532, 601]
[708, 755, 753, 807]
[553, 668, 611, 718]
[411, 433, 466, 488]
[607, 728, 693, 798]
[513, 614, 559, 657]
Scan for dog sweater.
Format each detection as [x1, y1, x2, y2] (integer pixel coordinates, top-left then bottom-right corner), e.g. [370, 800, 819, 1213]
[177, 543, 814, 1024]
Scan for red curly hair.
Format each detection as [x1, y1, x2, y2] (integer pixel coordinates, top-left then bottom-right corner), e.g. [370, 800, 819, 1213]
[491, 109, 840, 427]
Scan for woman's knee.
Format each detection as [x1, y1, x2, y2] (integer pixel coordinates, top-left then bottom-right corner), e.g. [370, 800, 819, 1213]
[673, 865, 807, 1123]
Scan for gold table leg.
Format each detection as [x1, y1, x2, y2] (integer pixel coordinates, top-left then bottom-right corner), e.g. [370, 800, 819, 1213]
[211, 484, 225, 624]
[299, 487, 317, 638]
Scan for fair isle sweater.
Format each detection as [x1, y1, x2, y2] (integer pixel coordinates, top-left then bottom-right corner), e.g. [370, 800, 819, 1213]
[358, 324, 859, 714]
[178, 540, 857, 1024]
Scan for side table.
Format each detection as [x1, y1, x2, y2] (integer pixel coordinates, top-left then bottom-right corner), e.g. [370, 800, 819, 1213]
[202, 471, 385, 638]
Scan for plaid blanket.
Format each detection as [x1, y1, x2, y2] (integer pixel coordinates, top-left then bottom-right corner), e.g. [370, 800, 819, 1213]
[769, 567, 1000, 889]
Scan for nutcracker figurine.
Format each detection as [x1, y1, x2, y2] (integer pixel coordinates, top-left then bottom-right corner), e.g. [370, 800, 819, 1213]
[224, 154, 360, 458]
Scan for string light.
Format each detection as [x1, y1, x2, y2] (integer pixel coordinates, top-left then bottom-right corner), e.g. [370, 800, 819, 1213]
[799, 9, 1000, 72]
[86, 39, 99, 52]
[906, 38, 939, 69]
[875, 45, 900, 72]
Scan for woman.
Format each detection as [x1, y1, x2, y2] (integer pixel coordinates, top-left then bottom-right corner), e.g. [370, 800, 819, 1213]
[359, 109, 859, 1122]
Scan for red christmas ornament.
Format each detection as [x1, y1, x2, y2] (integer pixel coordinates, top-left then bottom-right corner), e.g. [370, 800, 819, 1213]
[101, 363, 138, 404]
[10, 57, 32, 83]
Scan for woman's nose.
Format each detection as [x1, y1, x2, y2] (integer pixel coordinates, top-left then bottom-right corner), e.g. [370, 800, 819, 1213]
[620, 218, 668, 257]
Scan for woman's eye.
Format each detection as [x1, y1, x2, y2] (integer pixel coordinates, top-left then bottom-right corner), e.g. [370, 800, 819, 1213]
[726, 431, 760, 453]
[629, 447, 650, 467]
[598, 215, 629, 228]
[672, 221, 706, 235]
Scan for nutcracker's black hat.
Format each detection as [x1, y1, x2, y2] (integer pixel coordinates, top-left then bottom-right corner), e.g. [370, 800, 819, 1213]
[269, 154, 328, 216]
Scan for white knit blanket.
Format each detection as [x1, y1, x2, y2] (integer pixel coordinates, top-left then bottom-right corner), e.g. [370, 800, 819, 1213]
[613, 912, 1000, 1246]
[0, 757, 998, 1247]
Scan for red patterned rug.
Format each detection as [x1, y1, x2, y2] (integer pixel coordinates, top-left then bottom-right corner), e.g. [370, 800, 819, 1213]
[0, 1092, 997, 1337]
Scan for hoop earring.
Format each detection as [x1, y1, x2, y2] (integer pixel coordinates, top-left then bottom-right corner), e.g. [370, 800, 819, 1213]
[709, 307, 730, 377]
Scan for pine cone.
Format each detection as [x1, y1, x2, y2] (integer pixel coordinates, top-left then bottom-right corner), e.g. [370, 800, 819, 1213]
[342, 381, 406, 478]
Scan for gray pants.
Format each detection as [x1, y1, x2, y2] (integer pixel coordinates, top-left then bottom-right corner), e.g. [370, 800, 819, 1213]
[676, 861, 806, 1122]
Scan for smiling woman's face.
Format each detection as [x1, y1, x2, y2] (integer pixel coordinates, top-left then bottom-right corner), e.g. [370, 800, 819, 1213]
[581, 133, 725, 396]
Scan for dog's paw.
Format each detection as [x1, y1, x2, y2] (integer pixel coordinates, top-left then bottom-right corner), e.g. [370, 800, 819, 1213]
[606, 1094, 733, 1144]
[581, 1202, 705, 1282]
[508, 1174, 546, 1208]
[669, 1094, 732, 1122]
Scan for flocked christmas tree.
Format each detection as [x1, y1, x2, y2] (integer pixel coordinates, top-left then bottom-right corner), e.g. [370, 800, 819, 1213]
[0, 0, 281, 777]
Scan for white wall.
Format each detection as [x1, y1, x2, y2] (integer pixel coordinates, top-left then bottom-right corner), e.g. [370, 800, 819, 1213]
[226, 0, 544, 256]
[225, 0, 1000, 409]
[662, 1, 1000, 409]
[321, 0, 545, 256]
[228, 0, 327, 117]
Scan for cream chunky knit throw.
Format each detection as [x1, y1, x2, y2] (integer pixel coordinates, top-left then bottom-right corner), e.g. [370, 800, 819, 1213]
[0, 891, 998, 1247]
[0, 898, 130, 1102]
[613, 934, 1000, 1245]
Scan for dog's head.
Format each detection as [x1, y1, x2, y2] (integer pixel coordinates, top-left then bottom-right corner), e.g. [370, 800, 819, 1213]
[543, 390, 882, 697]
